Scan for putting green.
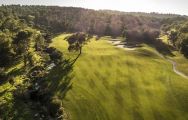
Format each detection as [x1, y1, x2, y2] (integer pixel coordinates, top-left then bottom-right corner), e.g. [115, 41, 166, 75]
[51, 34, 188, 120]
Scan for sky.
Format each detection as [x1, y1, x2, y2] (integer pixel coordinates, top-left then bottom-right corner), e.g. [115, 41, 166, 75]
[0, 0, 188, 15]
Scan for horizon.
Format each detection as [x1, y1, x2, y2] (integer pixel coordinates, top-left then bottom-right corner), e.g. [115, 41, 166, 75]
[0, 0, 188, 16]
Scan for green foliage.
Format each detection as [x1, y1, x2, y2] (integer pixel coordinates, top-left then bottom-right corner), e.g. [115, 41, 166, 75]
[105, 24, 112, 36]
[178, 33, 188, 56]
[179, 22, 188, 33]
[0, 6, 68, 120]
[0, 32, 13, 66]
[14, 30, 32, 44]
[121, 27, 128, 38]
[1, 5, 182, 36]
[45, 47, 62, 64]
[48, 97, 62, 117]
[168, 30, 178, 46]
[66, 33, 89, 52]
[176, 23, 188, 56]
[162, 21, 188, 57]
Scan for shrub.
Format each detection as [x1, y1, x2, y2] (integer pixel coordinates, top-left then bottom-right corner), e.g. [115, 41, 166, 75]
[44, 47, 62, 63]
[48, 97, 62, 117]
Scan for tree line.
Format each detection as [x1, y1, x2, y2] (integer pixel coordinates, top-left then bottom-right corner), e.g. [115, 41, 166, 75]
[1, 5, 181, 36]
[2, 5, 187, 46]
[161, 19, 188, 56]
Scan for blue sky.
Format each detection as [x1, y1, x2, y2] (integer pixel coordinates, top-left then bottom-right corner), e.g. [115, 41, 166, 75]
[1, 0, 188, 15]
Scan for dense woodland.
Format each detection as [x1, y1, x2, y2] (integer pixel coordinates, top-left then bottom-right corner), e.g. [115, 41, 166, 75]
[1, 5, 186, 35]
[0, 5, 188, 119]
[0, 5, 70, 119]
[2, 5, 188, 52]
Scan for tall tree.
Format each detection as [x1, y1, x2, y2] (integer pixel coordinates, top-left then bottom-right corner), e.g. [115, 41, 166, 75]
[13, 29, 32, 67]
[66, 32, 90, 64]
[0, 32, 13, 66]
[168, 30, 178, 46]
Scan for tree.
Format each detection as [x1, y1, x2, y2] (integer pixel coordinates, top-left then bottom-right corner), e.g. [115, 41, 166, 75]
[0, 32, 13, 66]
[121, 27, 128, 42]
[13, 29, 32, 67]
[26, 15, 35, 26]
[104, 24, 112, 36]
[43, 32, 53, 44]
[35, 34, 45, 51]
[65, 32, 90, 64]
[178, 33, 188, 56]
[168, 30, 178, 46]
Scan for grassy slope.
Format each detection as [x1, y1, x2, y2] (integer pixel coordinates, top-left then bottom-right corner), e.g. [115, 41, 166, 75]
[51, 34, 188, 120]
[169, 51, 188, 76]
[160, 34, 188, 76]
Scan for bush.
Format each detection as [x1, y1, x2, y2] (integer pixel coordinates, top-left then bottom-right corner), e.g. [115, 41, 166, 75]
[48, 97, 62, 117]
[0, 68, 8, 84]
[180, 34, 188, 57]
[44, 47, 62, 63]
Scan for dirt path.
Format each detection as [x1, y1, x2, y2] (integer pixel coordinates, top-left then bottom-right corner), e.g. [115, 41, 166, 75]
[166, 59, 188, 79]
[155, 50, 188, 79]
[108, 39, 188, 79]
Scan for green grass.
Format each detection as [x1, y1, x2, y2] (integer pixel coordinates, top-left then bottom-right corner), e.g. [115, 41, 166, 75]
[168, 51, 188, 76]
[159, 34, 188, 76]
[51, 34, 188, 120]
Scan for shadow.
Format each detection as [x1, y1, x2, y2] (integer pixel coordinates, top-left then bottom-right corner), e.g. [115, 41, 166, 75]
[0, 57, 24, 86]
[124, 36, 175, 57]
[181, 49, 188, 58]
[148, 39, 175, 57]
[123, 30, 175, 57]
[124, 41, 143, 48]
[0, 58, 74, 120]
[44, 59, 73, 99]
[0, 89, 8, 97]
[0, 75, 8, 85]
[8, 66, 25, 77]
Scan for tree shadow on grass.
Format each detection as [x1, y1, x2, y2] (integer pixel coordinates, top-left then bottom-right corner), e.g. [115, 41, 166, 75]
[44, 59, 73, 99]
[125, 38, 175, 57]
[0, 59, 74, 120]
[148, 40, 175, 57]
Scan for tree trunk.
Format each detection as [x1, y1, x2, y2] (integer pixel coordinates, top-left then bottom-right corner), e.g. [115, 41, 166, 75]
[71, 47, 82, 65]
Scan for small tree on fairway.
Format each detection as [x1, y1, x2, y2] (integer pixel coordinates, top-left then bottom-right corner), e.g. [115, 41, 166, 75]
[65, 32, 90, 64]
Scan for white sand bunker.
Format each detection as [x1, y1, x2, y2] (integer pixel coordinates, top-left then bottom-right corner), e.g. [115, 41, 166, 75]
[108, 40, 136, 51]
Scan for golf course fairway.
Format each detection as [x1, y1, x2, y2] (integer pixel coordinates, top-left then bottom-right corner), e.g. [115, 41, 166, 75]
[51, 34, 188, 120]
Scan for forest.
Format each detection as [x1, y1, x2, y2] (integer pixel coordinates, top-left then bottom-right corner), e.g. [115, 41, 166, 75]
[0, 5, 188, 120]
